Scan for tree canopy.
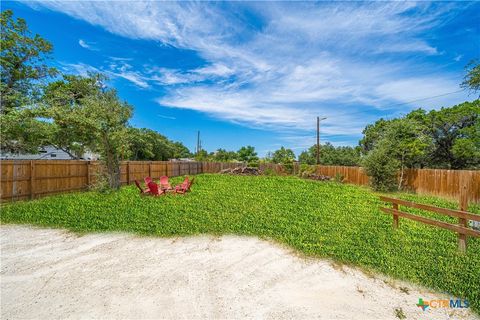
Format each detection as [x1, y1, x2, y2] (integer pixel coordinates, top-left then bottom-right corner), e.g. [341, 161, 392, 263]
[1, 9, 56, 114]
[298, 143, 361, 166]
[360, 100, 480, 170]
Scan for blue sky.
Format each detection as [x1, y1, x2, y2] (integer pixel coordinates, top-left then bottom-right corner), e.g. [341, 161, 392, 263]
[4, 1, 479, 156]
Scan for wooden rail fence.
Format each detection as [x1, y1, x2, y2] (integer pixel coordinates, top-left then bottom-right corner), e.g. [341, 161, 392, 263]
[0, 160, 243, 202]
[259, 163, 479, 204]
[380, 196, 480, 253]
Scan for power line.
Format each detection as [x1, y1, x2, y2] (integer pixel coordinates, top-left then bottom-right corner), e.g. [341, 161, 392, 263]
[385, 89, 465, 108]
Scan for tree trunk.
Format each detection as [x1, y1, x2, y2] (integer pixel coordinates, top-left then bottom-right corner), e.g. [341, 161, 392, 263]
[103, 134, 121, 190]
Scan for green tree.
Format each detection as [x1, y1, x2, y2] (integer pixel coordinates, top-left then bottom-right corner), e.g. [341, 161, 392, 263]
[237, 146, 258, 164]
[40, 74, 103, 158]
[271, 146, 296, 164]
[362, 142, 400, 192]
[1, 9, 56, 114]
[0, 10, 57, 153]
[298, 143, 361, 166]
[382, 118, 432, 189]
[461, 60, 480, 94]
[358, 101, 480, 170]
[171, 142, 192, 159]
[359, 118, 391, 154]
[85, 89, 132, 189]
[298, 149, 315, 165]
[425, 100, 480, 169]
[213, 148, 237, 162]
[41, 73, 132, 189]
[194, 149, 212, 161]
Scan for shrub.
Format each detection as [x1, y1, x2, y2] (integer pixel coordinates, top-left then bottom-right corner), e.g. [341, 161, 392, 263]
[334, 173, 345, 183]
[298, 164, 316, 177]
[362, 145, 399, 192]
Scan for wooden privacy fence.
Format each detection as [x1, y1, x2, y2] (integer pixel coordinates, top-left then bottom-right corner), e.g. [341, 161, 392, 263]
[0, 160, 244, 202]
[380, 196, 480, 253]
[260, 163, 479, 203]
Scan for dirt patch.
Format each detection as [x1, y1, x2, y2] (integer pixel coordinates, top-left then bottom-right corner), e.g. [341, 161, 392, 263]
[1, 225, 477, 319]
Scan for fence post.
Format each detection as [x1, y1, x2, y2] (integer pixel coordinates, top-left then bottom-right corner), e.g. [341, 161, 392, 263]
[126, 161, 130, 185]
[149, 162, 152, 179]
[458, 172, 469, 253]
[392, 203, 399, 229]
[86, 161, 91, 188]
[30, 160, 35, 199]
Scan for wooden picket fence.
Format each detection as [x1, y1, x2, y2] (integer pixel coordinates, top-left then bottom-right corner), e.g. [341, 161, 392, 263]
[1, 160, 479, 203]
[259, 163, 479, 204]
[0, 160, 243, 202]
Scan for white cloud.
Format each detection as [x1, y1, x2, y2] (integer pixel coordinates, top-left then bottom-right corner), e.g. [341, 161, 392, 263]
[78, 39, 98, 51]
[31, 1, 471, 142]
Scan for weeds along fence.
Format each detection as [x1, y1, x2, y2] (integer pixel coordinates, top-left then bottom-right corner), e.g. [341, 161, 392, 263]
[0, 160, 244, 202]
[259, 163, 480, 204]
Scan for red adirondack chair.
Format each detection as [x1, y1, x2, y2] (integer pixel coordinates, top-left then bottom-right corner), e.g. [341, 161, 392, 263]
[147, 181, 164, 196]
[134, 180, 149, 195]
[159, 176, 172, 191]
[144, 177, 152, 185]
[174, 177, 194, 194]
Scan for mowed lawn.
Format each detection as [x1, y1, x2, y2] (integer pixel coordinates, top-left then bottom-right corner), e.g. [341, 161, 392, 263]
[1, 174, 479, 312]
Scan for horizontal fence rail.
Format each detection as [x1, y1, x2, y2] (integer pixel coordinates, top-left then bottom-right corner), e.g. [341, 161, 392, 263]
[0, 160, 244, 202]
[380, 196, 480, 253]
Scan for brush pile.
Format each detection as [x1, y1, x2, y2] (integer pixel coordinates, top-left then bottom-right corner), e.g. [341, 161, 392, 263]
[301, 173, 332, 181]
[220, 167, 262, 176]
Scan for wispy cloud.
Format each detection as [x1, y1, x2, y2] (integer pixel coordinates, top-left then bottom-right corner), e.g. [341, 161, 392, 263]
[32, 1, 472, 144]
[78, 39, 98, 51]
[158, 114, 176, 120]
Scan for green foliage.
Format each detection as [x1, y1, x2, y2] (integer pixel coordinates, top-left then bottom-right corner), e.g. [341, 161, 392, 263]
[426, 100, 480, 169]
[0, 9, 57, 153]
[194, 149, 211, 161]
[461, 60, 480, 94]
[271, 146, 296, 164]
[334, 173, 344, 183]
[213, 148, 238, 162]
[125, 127, 191, 161]
[40, 74, 104, 158]
[237, 145, 259, 165]
[0, 10, 57, 114]
[360, 100, 480, 170]
[298, 164, 316, 176]
[298, 143, 361, 166]
[362, 143, 400, 192]
[0, 107, 51, 153]
[40, 73, 132, 189]
[1, 174, 479, 313]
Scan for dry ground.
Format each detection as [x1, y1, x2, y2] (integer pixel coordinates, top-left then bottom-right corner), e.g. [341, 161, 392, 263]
[1, 225, 477, 319]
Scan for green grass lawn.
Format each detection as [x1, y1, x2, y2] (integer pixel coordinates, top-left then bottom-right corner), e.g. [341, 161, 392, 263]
[1, 174, 479, 312]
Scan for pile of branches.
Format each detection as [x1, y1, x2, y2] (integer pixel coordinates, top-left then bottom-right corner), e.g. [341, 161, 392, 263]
[220, 167, 263, 176]
[301, 173, 332, 181]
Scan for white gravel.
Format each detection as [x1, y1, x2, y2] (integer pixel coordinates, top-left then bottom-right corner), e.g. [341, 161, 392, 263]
[1, 225, 477, 320]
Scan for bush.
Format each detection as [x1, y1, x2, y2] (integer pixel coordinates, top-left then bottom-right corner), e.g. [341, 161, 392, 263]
[334, 173, 345, 183]
[362, 145, 399, 192]
[298, 164, 316, 177]
[247, 161, 259, 168]
[89, 172, 115, 194]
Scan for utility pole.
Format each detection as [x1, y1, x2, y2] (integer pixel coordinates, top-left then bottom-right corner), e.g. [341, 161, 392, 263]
[316, 117, 327, 165]
[196, 131, 201, 155]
